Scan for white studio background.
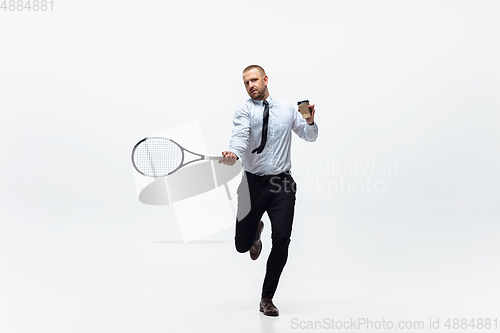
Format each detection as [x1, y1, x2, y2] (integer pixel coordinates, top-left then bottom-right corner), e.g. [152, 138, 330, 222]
[1, 1, 499, 332]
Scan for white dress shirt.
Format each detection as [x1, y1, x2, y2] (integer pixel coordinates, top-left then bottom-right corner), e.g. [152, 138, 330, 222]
[228, 95, 318, 176]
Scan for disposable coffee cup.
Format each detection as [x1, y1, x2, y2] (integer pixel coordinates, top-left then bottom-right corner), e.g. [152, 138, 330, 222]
[298, 100, 311, 119]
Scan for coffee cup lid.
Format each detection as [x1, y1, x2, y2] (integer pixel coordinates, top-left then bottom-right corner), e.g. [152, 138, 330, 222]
[297, 100, 309, 105]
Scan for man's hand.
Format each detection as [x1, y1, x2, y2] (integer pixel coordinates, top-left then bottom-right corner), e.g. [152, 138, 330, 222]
[298, 104, 316, 125]
[220, 151, 238, 166]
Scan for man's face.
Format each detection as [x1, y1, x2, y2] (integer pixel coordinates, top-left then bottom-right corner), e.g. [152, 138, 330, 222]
[243, 69, 268, 100]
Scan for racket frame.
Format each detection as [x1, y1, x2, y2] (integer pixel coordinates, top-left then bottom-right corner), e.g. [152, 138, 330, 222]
[131, 137, 221, 177]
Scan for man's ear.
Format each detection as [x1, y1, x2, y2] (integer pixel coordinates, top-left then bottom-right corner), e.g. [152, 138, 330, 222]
[263, 75, 268, 85]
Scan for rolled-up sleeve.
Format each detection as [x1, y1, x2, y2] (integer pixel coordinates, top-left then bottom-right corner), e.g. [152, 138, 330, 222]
[228, 104, 251, 159]
[292, 107, 318, 142]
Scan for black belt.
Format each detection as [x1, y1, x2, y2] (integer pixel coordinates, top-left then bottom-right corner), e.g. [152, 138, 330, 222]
[245, 170, 291, 182]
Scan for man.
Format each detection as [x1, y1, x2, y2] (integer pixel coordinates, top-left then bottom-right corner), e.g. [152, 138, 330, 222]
[221, 65, 318, 316]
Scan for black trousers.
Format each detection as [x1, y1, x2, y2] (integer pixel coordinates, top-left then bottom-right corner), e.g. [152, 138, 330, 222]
[235, 171, 297, 298]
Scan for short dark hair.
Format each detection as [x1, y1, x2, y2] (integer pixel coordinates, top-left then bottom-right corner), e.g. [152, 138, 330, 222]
[243, 65, 266, 77]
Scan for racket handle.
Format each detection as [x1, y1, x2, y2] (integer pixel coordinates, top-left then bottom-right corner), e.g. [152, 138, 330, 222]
[204, 156, 223, 160]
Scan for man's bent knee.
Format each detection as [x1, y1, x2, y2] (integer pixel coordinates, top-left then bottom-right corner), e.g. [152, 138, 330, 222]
[235, 238, 253, 253]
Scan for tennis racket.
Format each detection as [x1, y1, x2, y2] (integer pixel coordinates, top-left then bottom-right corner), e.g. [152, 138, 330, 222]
[131, 137, 222, 177]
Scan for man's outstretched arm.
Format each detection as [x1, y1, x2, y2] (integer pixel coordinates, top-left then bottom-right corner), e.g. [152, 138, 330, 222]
[292, 103, 318, 142]
[220, 104, 251, 165]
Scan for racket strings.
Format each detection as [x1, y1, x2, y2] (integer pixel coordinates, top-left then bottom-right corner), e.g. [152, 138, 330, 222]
[133, 138, 183, 177]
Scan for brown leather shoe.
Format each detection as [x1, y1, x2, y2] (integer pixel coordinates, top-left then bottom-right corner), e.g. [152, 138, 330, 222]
[259, 296, 279, 316]
[249, 221, 264, 260]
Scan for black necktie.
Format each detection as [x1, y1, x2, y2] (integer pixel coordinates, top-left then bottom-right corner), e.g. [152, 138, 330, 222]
[252, 100, 269, 154]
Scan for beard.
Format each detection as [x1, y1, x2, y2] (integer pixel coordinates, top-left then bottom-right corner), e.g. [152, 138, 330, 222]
[249, 87, 266, 100]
